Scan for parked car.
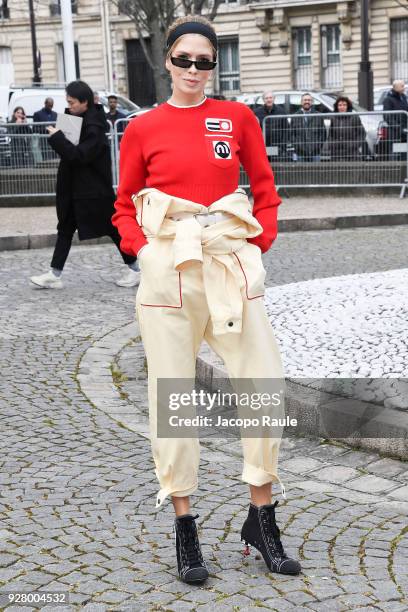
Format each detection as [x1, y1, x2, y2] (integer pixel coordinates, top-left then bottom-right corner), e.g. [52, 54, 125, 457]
[0, 85, 140, 122]
[95, 91, 141, 117]
[127, 106, 156, 119]
[236, 89, 379, 155]
[0, 85, 141, 165]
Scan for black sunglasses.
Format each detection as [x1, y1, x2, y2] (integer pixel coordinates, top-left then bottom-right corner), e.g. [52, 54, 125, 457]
[170, 56, 217, 71]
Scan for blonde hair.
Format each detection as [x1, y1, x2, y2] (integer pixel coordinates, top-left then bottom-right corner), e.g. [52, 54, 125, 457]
[166, 15, 217, 60]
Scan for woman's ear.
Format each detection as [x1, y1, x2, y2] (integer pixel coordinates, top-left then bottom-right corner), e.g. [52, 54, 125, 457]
[165, 55, 171, 72]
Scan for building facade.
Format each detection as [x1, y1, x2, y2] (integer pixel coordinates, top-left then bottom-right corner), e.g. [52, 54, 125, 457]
[0, 0, 407, 103]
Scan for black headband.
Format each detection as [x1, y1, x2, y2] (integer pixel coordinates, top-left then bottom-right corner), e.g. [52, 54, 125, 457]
[166, 22, 218, 53]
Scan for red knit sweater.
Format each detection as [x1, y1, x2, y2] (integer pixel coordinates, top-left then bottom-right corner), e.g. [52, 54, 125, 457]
[112, 98, 281, 256]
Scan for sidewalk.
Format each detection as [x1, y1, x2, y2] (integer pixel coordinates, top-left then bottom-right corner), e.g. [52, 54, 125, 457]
[1, 193, 407, 250]
[2, 234, 408, 610]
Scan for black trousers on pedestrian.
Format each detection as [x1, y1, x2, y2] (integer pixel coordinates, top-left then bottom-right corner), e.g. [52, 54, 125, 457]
[50, 225, 136, 271]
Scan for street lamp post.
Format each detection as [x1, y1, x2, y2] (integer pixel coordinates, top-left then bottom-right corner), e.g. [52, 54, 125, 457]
[28, 0, 41, 84]
[61, 0, 77, 83]
[358, 0, 373, 110]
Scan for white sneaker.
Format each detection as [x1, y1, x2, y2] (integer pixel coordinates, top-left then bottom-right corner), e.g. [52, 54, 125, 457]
[115, 268, 140, 288]
[30, 270, 63, 289]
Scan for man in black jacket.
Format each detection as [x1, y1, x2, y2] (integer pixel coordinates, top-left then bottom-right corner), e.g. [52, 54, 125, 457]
[29, 80, 140, 289]
[105, 95, 127, 127]
[383, 80, 408, 159]
[254, 92, 288, 160]
[290, 93, 326, 161]
[33, 98, 58, 161]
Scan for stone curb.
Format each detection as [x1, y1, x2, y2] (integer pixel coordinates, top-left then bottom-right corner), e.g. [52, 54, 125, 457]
[75, 322, 408, 508]
[0, 232, 111, 252]
[2, 212, 408, 252]
[196, 343, 408, 461]
[278, 213, 408, 232]
[76, 321, 151, 441]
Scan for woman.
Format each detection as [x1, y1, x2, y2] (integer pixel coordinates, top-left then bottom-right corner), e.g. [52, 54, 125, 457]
[113, 15, 301, 584]
[328, 96, 367, 161]
[9, 106, 33, 168]
[29, 80, 140, 290]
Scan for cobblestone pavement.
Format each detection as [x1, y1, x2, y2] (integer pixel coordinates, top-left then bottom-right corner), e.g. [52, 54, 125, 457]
[1, 226, 408, 611]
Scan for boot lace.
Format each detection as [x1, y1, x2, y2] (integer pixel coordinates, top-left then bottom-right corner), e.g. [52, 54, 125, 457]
[259, 502, 286, 558]
[179, 514, 203, 567]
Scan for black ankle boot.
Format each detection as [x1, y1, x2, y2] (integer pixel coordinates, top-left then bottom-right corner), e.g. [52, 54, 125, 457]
[174, 513, 209, 584]
[241, 501, 301, 575]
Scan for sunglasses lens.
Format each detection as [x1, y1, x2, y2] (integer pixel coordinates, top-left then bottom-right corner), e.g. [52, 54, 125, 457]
[170, 57, 216, 71]
[171, 57, 192, 68]
[196, 61, 216, 71]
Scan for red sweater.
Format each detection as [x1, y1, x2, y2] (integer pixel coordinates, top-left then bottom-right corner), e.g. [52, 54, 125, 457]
[112, 98, 281, 256]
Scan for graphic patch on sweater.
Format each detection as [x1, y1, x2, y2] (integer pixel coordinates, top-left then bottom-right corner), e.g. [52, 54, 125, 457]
[212, 140, 232, 159]
[205, 118, 233, 133]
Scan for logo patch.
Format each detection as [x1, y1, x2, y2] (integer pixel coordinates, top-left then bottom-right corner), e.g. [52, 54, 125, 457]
[205, 118, 232, 133]
[213, 141, 232, 159]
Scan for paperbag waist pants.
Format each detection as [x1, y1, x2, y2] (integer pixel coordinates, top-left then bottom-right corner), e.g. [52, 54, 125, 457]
[133, 188, 286, 508]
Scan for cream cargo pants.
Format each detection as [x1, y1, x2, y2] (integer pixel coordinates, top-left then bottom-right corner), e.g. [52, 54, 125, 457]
[133, 188, 286, 508]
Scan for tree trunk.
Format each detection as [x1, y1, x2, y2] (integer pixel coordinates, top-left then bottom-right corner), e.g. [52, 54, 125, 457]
[110, 0, 222, 104]
[148, 17, 172, 102]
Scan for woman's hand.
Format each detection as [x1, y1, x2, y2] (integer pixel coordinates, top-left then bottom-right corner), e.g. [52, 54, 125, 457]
[47, 126, 59, 135]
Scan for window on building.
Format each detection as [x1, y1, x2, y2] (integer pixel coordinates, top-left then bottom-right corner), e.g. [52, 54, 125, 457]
[0, 1, 10, 19]
[292, 27, 313, 90]
[50, 0, 78, 17]
[205, 0, 237, 6]
[391, 18, 408, 82]
[57, 42, 80, 81]
[0, 46, 14, 86]
[218, 37, 240, 95]
[321, 24, 342, 89]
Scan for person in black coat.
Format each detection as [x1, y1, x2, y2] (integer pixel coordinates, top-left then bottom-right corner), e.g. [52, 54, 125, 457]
[254, 92, 288, 160]
[105, 95, 127, 127]
[29, 80, 139, 290]
[33, 97, 58, 162]
[383, 80, 408, 159]
[290, 93, 326, 161]
[328, 96, 367, 161]
[8, 106, 33, 168]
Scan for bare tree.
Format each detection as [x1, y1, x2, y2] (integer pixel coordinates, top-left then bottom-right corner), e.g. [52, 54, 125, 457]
[110, 0, 223, 103]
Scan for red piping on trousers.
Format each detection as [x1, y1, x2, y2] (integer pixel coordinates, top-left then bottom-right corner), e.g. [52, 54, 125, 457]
[233, 252, 264, 300]
[140, 272, 183, 308]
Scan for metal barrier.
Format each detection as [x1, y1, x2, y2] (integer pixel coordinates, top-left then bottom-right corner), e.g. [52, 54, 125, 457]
[255, 110, 408, 198]
[1, 111, 407, 199]
[0, 120, 115, 198]
[0, 121, 59, 197]
[112, 117, 130, 191]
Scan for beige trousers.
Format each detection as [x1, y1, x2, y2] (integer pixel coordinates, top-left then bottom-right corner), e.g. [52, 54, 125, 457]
[134, 188, 286, 508]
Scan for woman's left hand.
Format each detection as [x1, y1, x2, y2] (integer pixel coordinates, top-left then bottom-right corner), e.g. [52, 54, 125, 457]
[47, 126, 59, 135]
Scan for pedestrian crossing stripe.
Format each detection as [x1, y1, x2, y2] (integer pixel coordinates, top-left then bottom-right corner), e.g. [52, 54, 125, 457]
[205, 118, 232, 133]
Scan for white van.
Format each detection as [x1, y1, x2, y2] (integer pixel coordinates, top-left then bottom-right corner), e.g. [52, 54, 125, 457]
[1, 85, 139, 122]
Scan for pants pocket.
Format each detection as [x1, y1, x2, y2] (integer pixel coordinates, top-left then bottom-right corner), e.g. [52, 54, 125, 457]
[233, 242, 266, 300]
[138, 237, 183, 308]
